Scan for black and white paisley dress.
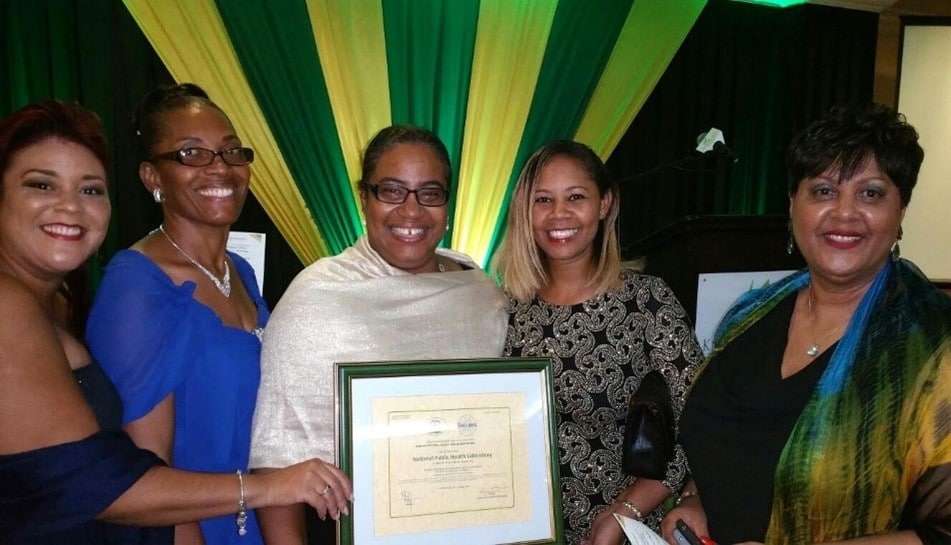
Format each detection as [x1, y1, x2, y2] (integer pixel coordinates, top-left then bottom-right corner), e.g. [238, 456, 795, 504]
[504, 270, 703, 543]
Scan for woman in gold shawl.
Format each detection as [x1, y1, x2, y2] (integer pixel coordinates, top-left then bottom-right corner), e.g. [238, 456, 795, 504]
[664, 104, 950, 545]
[250, 125, 508, 544]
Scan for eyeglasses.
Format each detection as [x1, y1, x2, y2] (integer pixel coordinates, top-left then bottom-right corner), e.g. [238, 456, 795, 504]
[151, 147, 255, 167]
[361, 181, 449, 207]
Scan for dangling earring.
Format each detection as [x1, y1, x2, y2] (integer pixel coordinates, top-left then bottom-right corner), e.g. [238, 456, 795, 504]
[786, 220, 795, 255]
[891, 226, 903, 262]
[153, 188, 163, 203]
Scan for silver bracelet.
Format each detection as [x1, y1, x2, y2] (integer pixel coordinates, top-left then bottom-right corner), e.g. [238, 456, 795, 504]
[620, 500, 643, 520]
[236, 470, 248, 536]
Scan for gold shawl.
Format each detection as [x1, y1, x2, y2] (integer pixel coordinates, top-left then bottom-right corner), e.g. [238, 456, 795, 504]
[250, 236, 508, 468]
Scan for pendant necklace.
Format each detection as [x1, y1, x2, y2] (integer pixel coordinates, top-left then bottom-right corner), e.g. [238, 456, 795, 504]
[157, 224, 231, 297]
[805, 284, 841, 357]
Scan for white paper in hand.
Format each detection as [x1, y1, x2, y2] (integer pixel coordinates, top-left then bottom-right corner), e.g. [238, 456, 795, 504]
[613, 513, 667, 545]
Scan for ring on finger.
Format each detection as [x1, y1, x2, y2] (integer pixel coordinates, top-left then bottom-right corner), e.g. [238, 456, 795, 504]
[320, 484, 332, 496]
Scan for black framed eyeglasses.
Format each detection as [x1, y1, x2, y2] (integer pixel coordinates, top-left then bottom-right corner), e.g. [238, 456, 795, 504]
[360, 181, 449, 207]
[151, 147, 255, 167]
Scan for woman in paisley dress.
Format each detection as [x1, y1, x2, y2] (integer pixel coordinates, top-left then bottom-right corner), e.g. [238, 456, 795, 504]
[495, 140, 703, 545]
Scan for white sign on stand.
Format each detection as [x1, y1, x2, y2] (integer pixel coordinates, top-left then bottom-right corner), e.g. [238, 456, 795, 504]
[227, 231, 266, 295]
[695, 270, 796, 355]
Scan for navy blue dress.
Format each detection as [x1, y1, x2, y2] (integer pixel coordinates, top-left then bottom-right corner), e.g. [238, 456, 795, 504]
[0, 363, 171, 544]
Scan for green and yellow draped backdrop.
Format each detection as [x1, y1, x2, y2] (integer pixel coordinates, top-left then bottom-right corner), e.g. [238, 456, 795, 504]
[123, 0, 705, 267]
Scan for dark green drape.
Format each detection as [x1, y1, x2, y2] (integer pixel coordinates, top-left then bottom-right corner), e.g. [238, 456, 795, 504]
[383, 0, 480, 245]
[216, 0, 362, 255]
[607, 0, 878, 255]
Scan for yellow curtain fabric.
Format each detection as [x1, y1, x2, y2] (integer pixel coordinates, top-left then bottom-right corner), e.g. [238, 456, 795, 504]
[306, 0, 391, 208]
[574, 0, 706, 159]
[451, 1, 558, 264]
[123, 0, 327, 263]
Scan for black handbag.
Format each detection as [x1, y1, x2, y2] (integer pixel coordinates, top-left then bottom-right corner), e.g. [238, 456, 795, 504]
[621, 370, 675, 480]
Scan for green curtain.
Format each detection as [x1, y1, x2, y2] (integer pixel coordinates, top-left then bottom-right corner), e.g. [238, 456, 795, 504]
[3, 0, 880, 301]
[482, 0, 636, 260]
[215, 0, 362, 255]
[383, 0, 480, 245]
[130, 0, 705, 267]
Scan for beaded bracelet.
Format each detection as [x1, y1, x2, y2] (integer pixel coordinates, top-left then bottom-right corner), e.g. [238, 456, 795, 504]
[236, 470, 248, 536]
[620, 500, 644, 520]
[676, 490, 698, 506]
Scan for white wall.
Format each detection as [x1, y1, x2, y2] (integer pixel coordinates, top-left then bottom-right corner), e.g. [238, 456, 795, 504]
[897, 24, 951, 281]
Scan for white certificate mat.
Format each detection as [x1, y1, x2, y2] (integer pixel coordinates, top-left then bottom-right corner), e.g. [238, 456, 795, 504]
[337, 359, 561, 545]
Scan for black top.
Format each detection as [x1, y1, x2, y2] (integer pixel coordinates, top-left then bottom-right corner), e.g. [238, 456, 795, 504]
[680, 295, 833, 543]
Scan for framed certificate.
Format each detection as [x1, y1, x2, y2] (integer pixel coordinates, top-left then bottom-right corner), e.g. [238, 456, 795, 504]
[335, 358, 563, 545]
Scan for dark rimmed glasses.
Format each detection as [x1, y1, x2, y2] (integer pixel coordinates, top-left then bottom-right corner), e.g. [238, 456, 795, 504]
[360, 181, 450, 207]
[151, 147, 255, 167]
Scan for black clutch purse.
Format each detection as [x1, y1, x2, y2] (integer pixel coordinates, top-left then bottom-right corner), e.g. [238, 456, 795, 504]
[621, 370, 675, 480]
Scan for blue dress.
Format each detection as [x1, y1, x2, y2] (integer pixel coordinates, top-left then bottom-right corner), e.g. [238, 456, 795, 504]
[0, 363, 171, 544]
[86, 250, 269, 545]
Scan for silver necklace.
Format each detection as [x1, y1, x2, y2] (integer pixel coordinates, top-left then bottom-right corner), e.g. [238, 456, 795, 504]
[157, 224, 231, 297]
[805, 285, 841, 357]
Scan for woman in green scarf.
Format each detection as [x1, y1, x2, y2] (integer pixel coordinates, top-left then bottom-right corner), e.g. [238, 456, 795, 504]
[665, 103, 950, 545]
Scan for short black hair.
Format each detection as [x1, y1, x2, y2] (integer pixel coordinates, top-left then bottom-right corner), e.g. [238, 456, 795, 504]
[361, 125, 452, 186]
[786, 103, 923, 206]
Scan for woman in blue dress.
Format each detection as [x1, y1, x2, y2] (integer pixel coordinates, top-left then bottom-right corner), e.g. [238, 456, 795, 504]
[86, 84, 345, 544]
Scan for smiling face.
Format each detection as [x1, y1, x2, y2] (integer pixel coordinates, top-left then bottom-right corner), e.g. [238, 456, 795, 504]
[0, 138, 110, 279]
[140, 104, 249, 228]
[531, 155, 611, 270]
[360, 142, 449, 273]
[790, 156, 905, 289]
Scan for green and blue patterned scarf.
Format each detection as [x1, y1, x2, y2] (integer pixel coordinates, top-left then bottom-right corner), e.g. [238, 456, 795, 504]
[705, 259, 951, 543]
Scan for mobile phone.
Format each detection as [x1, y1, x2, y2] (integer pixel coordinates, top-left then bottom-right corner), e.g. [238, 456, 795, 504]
[673, 519, 703, 545]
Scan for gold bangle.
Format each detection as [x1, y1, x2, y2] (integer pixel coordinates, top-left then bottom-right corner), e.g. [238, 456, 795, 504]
[620, 500, 643, 520]
[676, 490, 698, 506]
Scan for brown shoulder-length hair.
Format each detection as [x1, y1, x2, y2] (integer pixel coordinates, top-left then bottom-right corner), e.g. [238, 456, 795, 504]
[0, 100, 109, 194]
[0, 100, 110, 337]
[494, 140, 636, 302]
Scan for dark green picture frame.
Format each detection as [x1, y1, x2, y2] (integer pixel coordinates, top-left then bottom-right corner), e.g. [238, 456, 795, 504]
[335, 357, 564, 545]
